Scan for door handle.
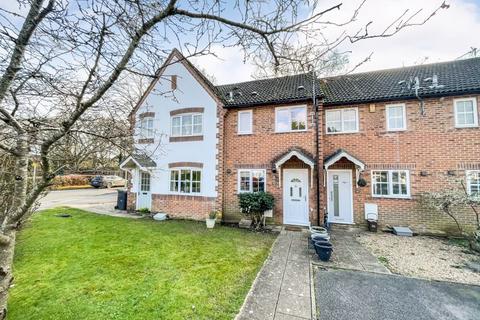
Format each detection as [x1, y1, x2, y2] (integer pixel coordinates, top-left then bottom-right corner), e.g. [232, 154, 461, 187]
[330, 191, 333, 201]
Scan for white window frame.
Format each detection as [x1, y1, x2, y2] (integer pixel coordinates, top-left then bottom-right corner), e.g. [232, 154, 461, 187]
[466, 170, 480, 195]
[169, 168, 202, 194]
[238, 110, 253, 135]
[275, 105, 308, 133]
[454, 97, 478, 128]
[170, 113, 203, 137]
[386, 104, 407, 131]
[237, 169, 267, 193]
[325, 108, 359, 134]
[371, 170, 411, 199]
[140, 117, 154, 138]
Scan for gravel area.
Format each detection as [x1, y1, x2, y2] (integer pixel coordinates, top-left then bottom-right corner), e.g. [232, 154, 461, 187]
[356, 232, 480, 285]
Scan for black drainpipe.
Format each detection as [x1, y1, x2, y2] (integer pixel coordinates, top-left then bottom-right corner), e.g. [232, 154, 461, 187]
[312, 70, 321, 226]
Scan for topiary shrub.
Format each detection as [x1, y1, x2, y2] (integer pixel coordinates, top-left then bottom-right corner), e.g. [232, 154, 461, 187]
[238, 192, 274, 230]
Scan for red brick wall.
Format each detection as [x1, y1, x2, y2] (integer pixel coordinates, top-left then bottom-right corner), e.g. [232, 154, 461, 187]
[321, 94, 480, 233]
[222, 103, 321, 225]
[152, 194, 216, 220]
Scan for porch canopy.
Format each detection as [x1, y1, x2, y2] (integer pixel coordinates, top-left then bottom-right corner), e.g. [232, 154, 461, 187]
[120, 153, 156, 172]
[273, 148, 315, 187]
[323, 149, 365, 186]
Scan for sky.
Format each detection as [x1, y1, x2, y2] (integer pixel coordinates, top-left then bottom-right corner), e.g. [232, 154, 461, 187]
[193, 0, 480, 84]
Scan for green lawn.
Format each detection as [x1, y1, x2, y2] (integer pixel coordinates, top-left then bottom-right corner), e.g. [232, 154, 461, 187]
[8, 208, 275, 320]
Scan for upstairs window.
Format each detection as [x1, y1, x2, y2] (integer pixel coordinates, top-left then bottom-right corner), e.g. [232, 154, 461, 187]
[238, 169, 266, 193]
[171, 113, 203, 137]
[170, 169, 201, 194]
[454, 98, 478, 128]
[326, 108, 358, 133]
[467, 171, 480, 196]
[140, 117, 154, 138]
[386, 104, 406, 131]
[275, 106, 307, 132]
[238, 110, 253, 134]
[372, 170, 410, 198]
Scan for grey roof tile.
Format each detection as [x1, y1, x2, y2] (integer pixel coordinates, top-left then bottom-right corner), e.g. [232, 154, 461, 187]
[213, 57, 480, 107]
[320, 57, 480, 105]
[216, 72, 321, 108]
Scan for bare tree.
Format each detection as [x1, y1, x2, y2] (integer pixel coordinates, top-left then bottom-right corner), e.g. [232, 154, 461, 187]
[252, 1, 450, 78]
[0, 0, 448, 316]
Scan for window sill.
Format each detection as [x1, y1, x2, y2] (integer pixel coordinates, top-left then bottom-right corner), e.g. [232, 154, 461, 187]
[169, 135, 204, 142]
[385, 128, 407, 132]
[372, 195, 412, 200]
[137, 138, 154, 144]
[238, 132, 253, 136]
[326, 131, 359, 135]
[275, 129, 308, 134]
[454, 125, 479, 129]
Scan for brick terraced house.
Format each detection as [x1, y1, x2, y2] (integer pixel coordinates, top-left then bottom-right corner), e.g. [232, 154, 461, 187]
[121, 49, 480, 233]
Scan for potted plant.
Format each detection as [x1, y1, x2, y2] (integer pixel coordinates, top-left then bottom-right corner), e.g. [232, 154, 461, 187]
[314, 242, 333, 261]
[206, 211, 217, 229]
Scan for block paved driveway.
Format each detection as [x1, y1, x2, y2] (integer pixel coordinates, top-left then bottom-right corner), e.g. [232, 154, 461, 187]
[314, 268, 480, 320]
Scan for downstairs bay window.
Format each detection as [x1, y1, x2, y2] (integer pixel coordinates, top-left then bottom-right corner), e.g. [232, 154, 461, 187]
[372, 170, 410, 198]
[170, 169, 201, 194]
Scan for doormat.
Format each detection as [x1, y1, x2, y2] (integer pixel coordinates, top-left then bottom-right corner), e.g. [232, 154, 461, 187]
[284, 225, 304, 231]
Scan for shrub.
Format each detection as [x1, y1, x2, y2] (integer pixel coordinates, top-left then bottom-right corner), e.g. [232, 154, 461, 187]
[52, 175, 91, 187]
[238, 192, 274, 229]
[208, 211, 218, 220]
[419, 181, 480, 252]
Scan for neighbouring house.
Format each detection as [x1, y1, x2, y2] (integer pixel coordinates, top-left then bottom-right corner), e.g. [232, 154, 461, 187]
[120, 49, 480, 233]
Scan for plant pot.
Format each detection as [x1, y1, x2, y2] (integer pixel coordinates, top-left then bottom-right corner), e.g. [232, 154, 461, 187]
[309, 226, 328, 235]
[312, 238, 330, 247]
[206, 218, 216, 229]
[311, 232, 330, 240]
[314, 242, 333, 262]
[367, 219, 378, 232]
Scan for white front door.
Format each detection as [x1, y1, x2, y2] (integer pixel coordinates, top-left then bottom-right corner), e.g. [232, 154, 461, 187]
[283, 169, 309, 226]
[327, 170, 353, 224]
[136, 171, 152, 210]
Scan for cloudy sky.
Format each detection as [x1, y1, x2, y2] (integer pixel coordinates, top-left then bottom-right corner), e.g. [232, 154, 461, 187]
[194, 0, 480, 84]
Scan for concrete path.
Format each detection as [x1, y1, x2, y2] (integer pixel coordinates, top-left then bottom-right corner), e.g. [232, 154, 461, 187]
[311, 230, 390, 274]
[38, 188, 142, 219]
[314, 268, 480, 320]
[236, 229, 314, 320]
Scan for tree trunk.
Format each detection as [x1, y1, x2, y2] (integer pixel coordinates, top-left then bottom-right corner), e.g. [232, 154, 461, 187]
[12, 134, 29, 213]
[0, 230, 16, 320]
[0, 134, 29, 318]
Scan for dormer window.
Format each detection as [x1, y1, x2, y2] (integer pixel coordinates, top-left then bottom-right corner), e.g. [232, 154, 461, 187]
[171, 113, 203, 137]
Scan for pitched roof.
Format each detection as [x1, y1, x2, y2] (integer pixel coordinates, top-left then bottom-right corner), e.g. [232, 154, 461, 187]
[130, 49, 221, 117]
[216, 72, 321, 108]
[133, 50, 480, 113]
[320, 57, 480, 106]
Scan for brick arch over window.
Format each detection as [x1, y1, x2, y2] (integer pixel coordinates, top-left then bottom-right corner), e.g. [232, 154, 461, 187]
[168, 162, 203, 168]
[170, 107, 204, 116]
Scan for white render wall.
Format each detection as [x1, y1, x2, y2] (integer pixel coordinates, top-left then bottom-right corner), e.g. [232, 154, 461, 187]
[132, 58, 218, 197]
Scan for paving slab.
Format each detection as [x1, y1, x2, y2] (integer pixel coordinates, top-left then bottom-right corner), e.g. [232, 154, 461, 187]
[311, 230, 390, 274]
[276, 292, 312, 319]
[236, 229, 314, 320]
